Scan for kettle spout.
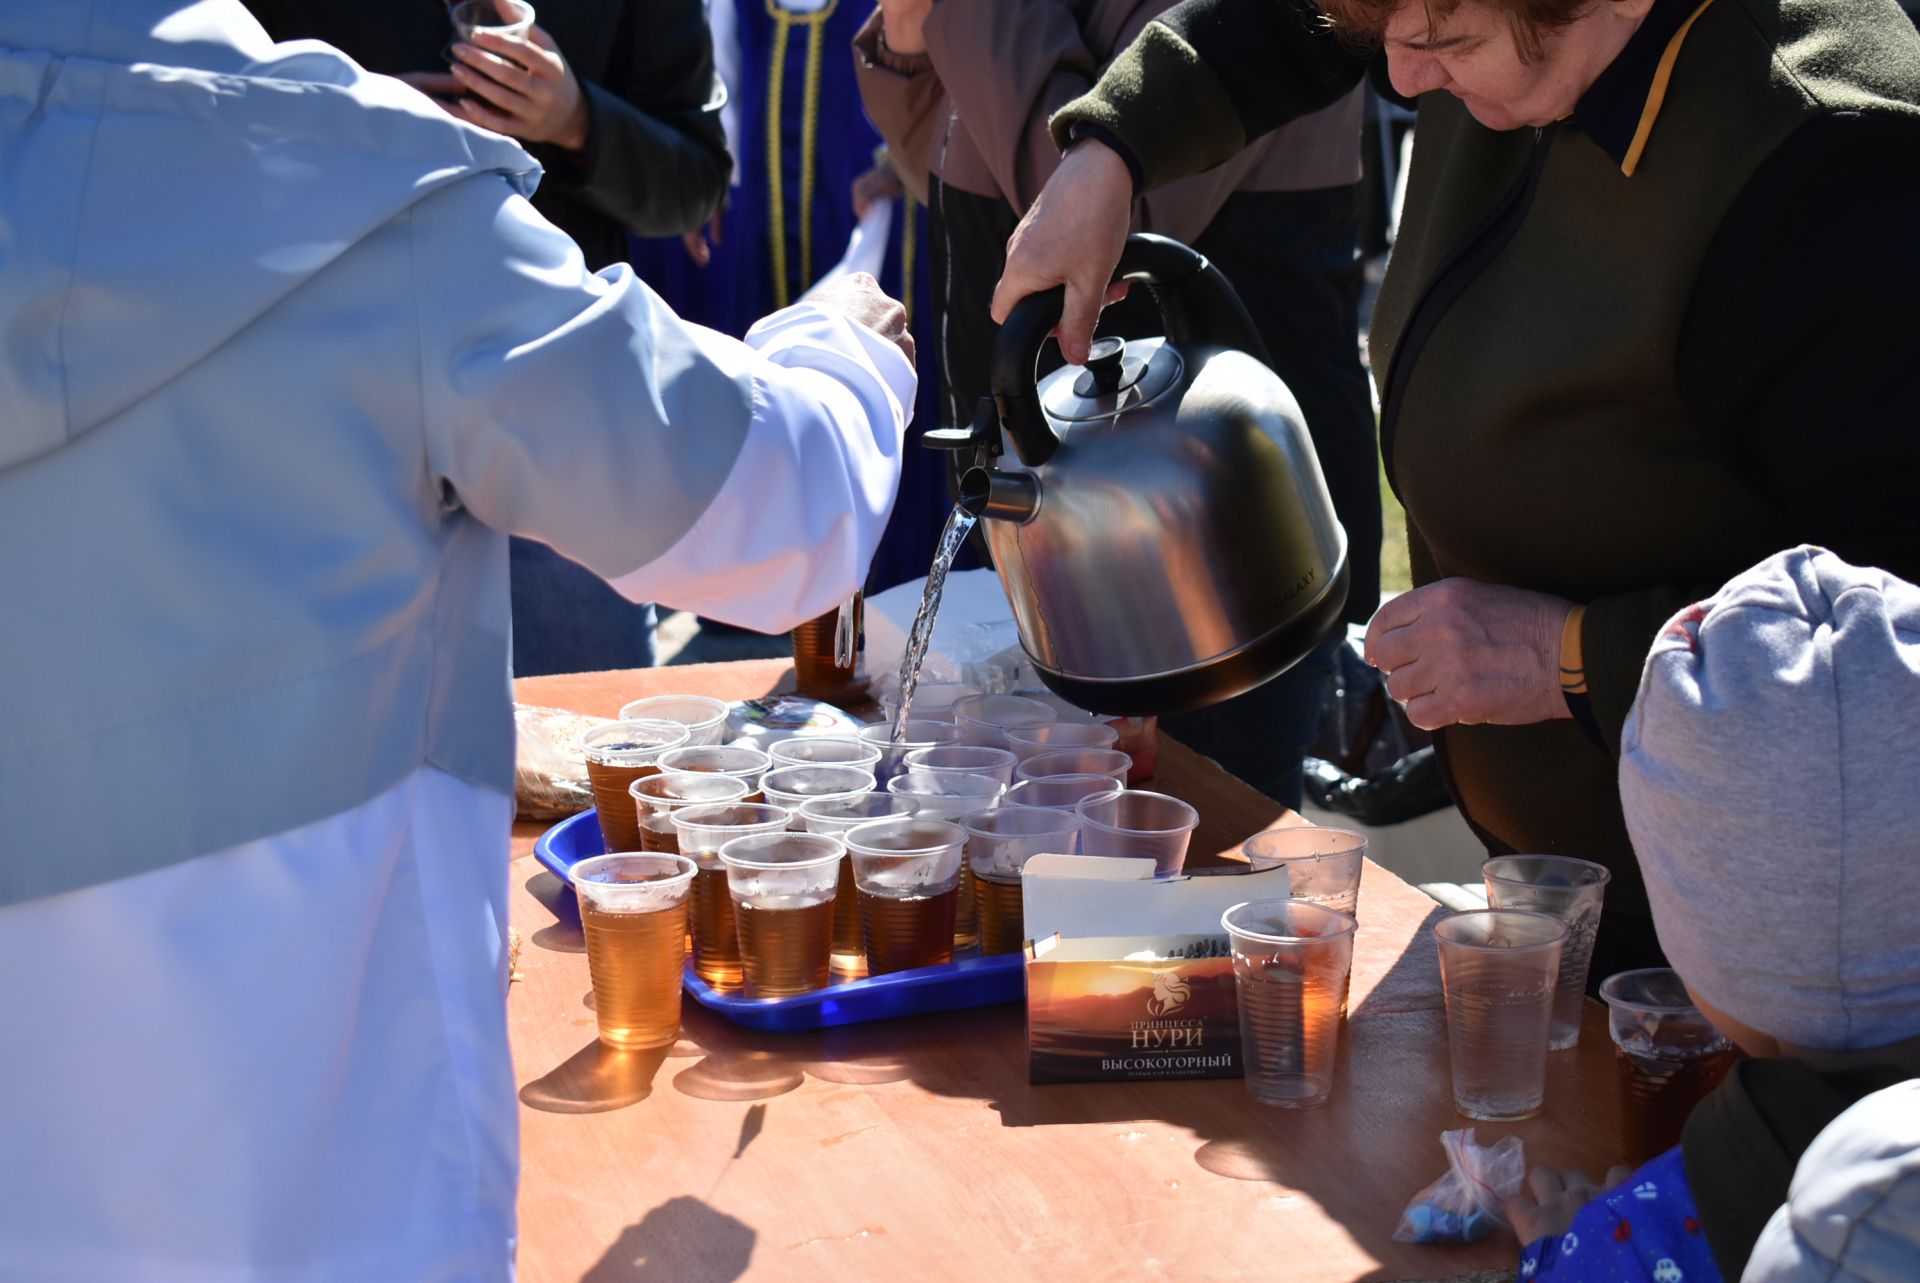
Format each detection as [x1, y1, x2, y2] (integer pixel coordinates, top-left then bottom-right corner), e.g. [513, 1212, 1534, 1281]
[958, 467, 1041, 523]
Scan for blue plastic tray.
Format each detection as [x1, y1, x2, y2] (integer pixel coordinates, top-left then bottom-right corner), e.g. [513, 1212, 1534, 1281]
[534, 809, 1025, 1031]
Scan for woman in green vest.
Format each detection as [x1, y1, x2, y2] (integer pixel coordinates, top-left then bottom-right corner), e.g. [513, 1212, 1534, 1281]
[991, 0, 1920, 977]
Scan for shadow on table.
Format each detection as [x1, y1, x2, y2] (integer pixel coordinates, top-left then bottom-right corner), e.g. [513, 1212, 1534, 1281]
[581, 1196, 756, 1282]
[521, 1040, 671, 1114]
[526, 868, 583, 947]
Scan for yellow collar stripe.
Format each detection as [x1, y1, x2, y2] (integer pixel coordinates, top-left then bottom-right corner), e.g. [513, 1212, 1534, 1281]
[1621, 0, 1719, 178]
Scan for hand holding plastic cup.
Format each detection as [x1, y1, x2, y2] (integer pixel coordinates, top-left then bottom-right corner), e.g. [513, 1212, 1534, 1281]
[767, 736, 884, 772]
[573, 853, 697, 1049]
[904, 744, 1018, 787]
[1481, 855, 1610, 1050]
[1241, 826, 1367, 918]
[629, 771, 750, 852]
[1223, 899, 1358, 1107]
[951, 692, 1057, 749]
[619, 693, 730, 745]
[719, 833, 844, 997]
[671, 802, 794, 989]
[1434, 909, 1566, 1121]
[843, 818, 967, 974]
[1074, 789, 1198, 875]
[962, 806, 1082, 954]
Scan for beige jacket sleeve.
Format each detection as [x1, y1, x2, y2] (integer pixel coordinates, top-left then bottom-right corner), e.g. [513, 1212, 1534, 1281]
[850, 11, 942, 205]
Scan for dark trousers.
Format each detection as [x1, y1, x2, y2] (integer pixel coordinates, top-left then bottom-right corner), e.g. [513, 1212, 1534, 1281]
[509, 537, 658, 677]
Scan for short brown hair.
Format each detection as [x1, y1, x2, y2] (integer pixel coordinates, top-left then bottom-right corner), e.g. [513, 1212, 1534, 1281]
[1317, 0, 1592, 61]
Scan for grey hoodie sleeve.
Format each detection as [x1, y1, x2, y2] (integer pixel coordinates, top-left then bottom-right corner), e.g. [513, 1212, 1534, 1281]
[409, 175, 912, 631]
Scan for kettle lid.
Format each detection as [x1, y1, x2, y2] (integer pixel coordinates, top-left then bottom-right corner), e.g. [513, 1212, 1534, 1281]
[1043, 337, 1184, 425]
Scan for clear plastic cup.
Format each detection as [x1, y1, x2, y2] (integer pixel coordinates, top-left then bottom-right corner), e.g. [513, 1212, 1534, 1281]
[798, 793, 922, 969]
[759, 765, 878, 830]
[884, 773, 1004, 947]
[857, 718, 963, 784]
[1434, 909, 1567, 1121]
[572, 853, 697, 1049]
[843, 818, 967, 975]
[1482, 855, 1611, 1051]
[1017, 747, 1133, 785]
[1241, 827, 1368, 918]
[879, 682, 979, 726]
[903, 744, 1018, 788]
[580, 719, 691, 853]
[961, 806, 1081, 955]
[450, 0, 535, 45]
[618, 694, 730, 745]
[1600, 968, 1740, 1164]
[1074, 789, 1199, 875]
[1004, 774, 1118, 815]
[1222, 899, 1357, 1108]
[628, 772, 750, 854]
[767, 736, 884, 772]
[1006, 720, 1120, 763]
[670, 802, 794, 989]
[951, 692, 1058, 749]
[657, 744, 772, 802]
[719, 833, 844, 997]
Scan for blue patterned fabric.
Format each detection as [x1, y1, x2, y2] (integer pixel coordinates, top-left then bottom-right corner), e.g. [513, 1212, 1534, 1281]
[1520, 1148, 1724, 1283]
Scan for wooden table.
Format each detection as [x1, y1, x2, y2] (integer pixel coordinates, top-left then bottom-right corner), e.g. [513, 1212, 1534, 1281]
[510, 661, 1626, 1282]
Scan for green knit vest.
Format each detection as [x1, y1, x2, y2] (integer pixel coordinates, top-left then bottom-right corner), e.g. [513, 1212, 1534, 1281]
[1365, 0, 1920, 905]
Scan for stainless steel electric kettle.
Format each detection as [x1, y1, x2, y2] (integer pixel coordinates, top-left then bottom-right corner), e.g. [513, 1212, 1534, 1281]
[927, 234, 1349, 715]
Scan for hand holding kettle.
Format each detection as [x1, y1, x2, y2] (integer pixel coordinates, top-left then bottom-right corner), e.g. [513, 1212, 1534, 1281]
[990, 139, 1134, 365]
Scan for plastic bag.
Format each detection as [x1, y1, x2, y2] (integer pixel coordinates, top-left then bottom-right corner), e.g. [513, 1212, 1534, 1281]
[512, 704, 609, 821]
[1392, 1128, 1527, 1245]
[1304, 626, 1450, 826]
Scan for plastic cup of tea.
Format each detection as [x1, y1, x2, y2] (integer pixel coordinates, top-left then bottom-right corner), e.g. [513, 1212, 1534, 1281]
[879, 681, 979, 726]
[760, 765, 878, 830]
[629, 772, 751, 854]
[857, 718, 963, 784]
[797, 793, 921, 968]
[1600, 968, 1739, 1164]
[1241, 827, 1367, 919]
[884, 773, 1003, 947]
[843, 818, 967, 975]
[767, 735, 884, 772]
[1006, 720, 1120, 764]
[619, 694, 730, 745]
[1434, 909, 1567, 1121]
[1004, 774, 1117, 817]
[1222, 899, 1358, 1108]
[580, 719, 691, 853]
[1017, 748, 1133, 786]
[1074, 789, 1198, 875]
[961, 806, 1081, 955]
[951, 692, 1058, 749]
[450, 0, 535, 45]
[670, 802, 794, 989]
[719, 833, 844, 998]
[903, 744, 1018, 788]
[572, 853, 697, 1050]
[657, 744, 773, 802]
[1482, 855, 1611, 1051]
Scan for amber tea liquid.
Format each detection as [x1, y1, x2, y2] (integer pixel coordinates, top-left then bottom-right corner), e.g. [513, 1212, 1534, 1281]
[1615, 1044, 1740, 1163]
[830, 854, 865, 967]
[735, 896, 835, 996]
[953, 860, 979, 950]
[587, 760, 660, 852]
[638, 814, 680, 854]
[860, 885, 958, 975]
[972, 868, 1025, 956]
[582, 898, 687, 1049]
[689, 865, 744, 988]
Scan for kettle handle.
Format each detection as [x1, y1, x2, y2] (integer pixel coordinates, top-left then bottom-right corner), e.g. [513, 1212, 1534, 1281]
[989, 233, 1271, 467]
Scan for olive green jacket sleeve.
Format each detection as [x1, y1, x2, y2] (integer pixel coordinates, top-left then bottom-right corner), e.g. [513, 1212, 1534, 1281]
[1049, 0, 1365, 191]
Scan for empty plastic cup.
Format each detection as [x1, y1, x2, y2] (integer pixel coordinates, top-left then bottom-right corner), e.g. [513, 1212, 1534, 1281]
[1074, 789, 1199, 876]
[629, 771, 750, 853]
[1004, 774, 1118, 815]
[857, 718, 964, 784]
[1006, 720, 1120, 763]
[767, 736, 884, 772]
[951, 693, 1057, 749]
[904, 744, 1018, 788]
[1016, 748, 1133, 785]
[1434, 909, 1566, 1121]
[879, 681, 980, 726]
[618, 694, 729, 745]
[1241, 827, 1367, 918]
[1222, 899, 1357, 1108]
[658, 744, 773, 801]
[1482, 855, 1610, 1050]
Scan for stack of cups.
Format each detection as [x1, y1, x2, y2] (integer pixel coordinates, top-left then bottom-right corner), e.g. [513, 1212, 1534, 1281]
[629, 772, 750, 853]
[1433, 909, 1567, 1120]
[580, 720, 690, 852]
[1017, 748, 1133, 786]
[961, 806, 1082, 955]
[670, 802, 793, 990]
[798, 793, 922, 973]
[718, 832, 844, 997]
[573, 853, 698, 1050]
[618, 694, 730, 746]
[1074, 789, 1198, 876]
[1480, 855, 1610, 1050]
[886, 771, 1006, 948]
[842, 818, 968, 975]
[658, 744, 772, 803]
[857, 719, 962, 785]
[760, 765, 877, 829]
[1222, 899, 1358, 1107]
[951, 693, 1056, 749]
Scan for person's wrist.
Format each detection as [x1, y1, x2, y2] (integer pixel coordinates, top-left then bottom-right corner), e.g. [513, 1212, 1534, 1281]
[878, 6, 930, 56]
[553, 92, 590, 152]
